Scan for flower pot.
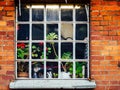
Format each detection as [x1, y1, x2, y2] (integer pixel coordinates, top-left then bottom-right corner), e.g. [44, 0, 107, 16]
[60, 72, 71, 79]
[18, 72, 29, 78]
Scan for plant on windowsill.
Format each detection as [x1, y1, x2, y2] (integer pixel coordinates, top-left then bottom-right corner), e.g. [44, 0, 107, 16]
[17, 43, 29, 59]
[17, 62, 29, 78]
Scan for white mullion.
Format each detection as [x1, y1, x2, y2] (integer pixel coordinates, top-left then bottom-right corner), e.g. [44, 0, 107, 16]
[85, 4, 89, 78]
[58, 5, 61, 79]
[29, 5, 32, 79]
[44, 5, 47, 79]
[73, 5, 76, 79]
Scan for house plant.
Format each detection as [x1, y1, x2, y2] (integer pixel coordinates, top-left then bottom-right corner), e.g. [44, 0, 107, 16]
[17, 62, 29, 78]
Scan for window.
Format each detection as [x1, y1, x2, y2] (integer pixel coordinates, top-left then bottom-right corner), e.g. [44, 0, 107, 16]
[16, 4, 89, 79]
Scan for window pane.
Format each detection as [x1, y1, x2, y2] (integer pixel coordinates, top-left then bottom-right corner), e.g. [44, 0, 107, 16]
[32, 43, 44, 59]
[61, 43, 73, 59]
[17, 24, 29, 40]
[76, 24, 87, 40]
[61, 9, 73, 21]
[46, 62, 58, 78]
[18, 7, 29, 21]
[46, 24, 58, 40]
[60, 62, 73, 79]
[75, 43, 88, 59]
[75, 62, 87, 78]
[32, 9, 44, 21]
[46, 42, 58, 59]
[76, 6, 87, 21]
[61, 23, 73, 40]
[17, 61, 29, 78]
[17, 43, 29, 59]
[32, 62, 44, 78]
[32, 24, 44, 40]
[47, 5, 59, 21]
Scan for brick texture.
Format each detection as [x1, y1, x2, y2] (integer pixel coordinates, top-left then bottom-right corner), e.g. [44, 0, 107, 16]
[91, 0, 120, 90]
[0, 0, 120, 90]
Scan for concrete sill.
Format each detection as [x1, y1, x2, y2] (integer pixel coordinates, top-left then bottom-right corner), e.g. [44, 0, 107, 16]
[9, 79, 96, 89]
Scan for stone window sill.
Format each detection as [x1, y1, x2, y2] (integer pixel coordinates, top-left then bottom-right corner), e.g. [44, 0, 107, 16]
[9, 79, 96, 89]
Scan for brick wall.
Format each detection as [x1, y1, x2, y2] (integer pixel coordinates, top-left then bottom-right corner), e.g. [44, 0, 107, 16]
[91, 0, 120, 90]
[0, 0, 120, 90]
[0, 0, 15, 90]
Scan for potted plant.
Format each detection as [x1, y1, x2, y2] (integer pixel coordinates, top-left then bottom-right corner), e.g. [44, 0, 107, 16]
[17, 62, 29, 78]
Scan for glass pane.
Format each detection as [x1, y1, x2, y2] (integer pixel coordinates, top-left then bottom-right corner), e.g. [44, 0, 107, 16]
[18, 7, 29, 21]
[46, 43, 58, 59]
[17, 43, 29, 59]
[32, 43, 44, 59]
[46, 62, 58, 78]
[60, 62, 73, 79]
[75, 62, 87, 78]
[75, 43, 88, 59]
[61, 43, 73, 59]
[32, 9, 44, 21]
[32, 62, 44, 78]
[76, 6, 87, 21]
[76, 24, 87, 40]
[46, 24, 58, 40]
[61, 9, 73, 21]
[17, 24, 29, 40]
[61, 23, 73, 40]
[32, 24, 44, 40]
[17, 61, 29, 78]
[47, 6, 59, 21]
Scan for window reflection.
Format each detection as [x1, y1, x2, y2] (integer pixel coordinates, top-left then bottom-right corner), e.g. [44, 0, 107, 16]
[61, 9, 73, 21]
[32, 9, 44, 21]
[47, 9, 59, 21]
[75, 43, 88, 59]
[76, 24, 87, 40]
[17, 24, 29, 40]
[32, 24, 44, 40]
[18, 7, 29, 21]
[76, 6, 87, 21]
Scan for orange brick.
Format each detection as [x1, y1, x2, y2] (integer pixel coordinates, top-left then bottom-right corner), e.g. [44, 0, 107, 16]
[0, 21, 6, 26]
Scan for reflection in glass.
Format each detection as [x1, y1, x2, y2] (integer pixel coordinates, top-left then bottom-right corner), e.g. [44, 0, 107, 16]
[61, 43, 73, 59]
[47, 8, 59, 21]
[32, 43, 44, 59]
[61, 23, 73, 40]
[32, 62, 44, 78]
[46, 62, 58, 78]
[46, 43, 58, 59]
[76, 24, 87, 40]
[46, 24, 58, 40]
[76, 6, 87, 21]
[75, 62, 87, 78]
[60, 62, 73, 79]
[18, 7, 29, 21]
[17, 24, 29, 40]
[17, 62, 29, 78]
[75, 43, 88, 59]
[32, 9, 44, 21]
[32, 24, 44, 40]
[61, 9, 73, 21]
[17, 43, 29, 59]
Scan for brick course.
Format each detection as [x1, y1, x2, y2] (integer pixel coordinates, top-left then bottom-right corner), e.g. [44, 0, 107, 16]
[0, 0, 120, 90]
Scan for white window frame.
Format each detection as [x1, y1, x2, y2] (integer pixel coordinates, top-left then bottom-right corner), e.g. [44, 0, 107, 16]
[10, 4, 96, 89]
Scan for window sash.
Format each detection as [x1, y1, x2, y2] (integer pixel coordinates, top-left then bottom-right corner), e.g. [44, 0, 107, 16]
[15, 4, 89, 79]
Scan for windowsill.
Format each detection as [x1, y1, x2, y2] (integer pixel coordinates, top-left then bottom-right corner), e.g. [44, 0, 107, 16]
[9, 79, 96, 89]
